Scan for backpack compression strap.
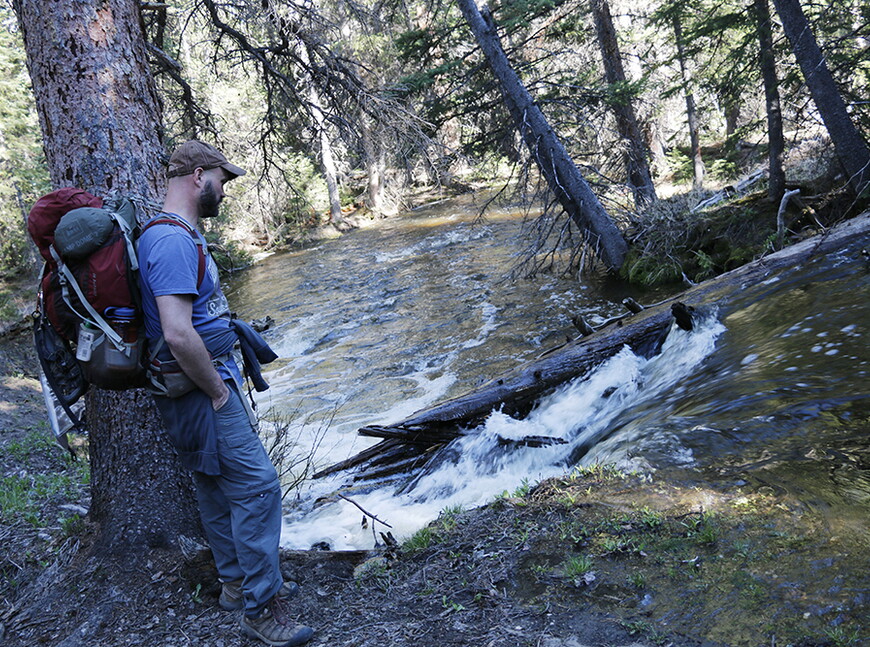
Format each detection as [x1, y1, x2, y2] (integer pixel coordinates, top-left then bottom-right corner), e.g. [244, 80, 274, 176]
[52, 246, 127, 352]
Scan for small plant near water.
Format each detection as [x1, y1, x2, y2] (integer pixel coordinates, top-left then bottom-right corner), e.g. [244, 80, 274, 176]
[0, 470, 86, 526]
[681, 510, 719, 545]
[599, 536, 634, 554]
[569, 462, 625, 482]
[438, 504, 463, 532]
[60, 514, 86, 538]
[557, 519, 588, 544]
[733, 540, 752, 559]
[563, 555, 594, 578]
[261, 407, 328, 501]
[513, 520, 538, 545]
[402, 526, 435, 553]
[512, 478, 533, 498]
[627, 571, 646, 588]
[0, 289, 20, 321]
[638, 506, 664, 529]
[622, 619, 667, 645]
[530, 563, 550, 576]
[5, 430, 56, 462]
[441, 595, 465, 613]
[354, 557, 392, 591]
[622, 619, 652, 636]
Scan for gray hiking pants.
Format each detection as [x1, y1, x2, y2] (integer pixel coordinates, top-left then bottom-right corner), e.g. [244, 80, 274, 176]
[192, 383, 283, 617]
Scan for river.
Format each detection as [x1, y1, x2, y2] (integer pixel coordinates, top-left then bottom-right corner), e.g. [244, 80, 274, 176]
[225, 200, 870, 551]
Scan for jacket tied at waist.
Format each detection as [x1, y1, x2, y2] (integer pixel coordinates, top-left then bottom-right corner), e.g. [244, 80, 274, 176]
[229, 318, 278, 392]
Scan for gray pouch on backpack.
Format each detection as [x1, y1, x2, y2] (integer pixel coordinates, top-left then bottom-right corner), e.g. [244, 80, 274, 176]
[54, 207, 115, 260]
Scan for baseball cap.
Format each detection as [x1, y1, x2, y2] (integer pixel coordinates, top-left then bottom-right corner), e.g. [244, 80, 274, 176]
[166, 140, 246, 179]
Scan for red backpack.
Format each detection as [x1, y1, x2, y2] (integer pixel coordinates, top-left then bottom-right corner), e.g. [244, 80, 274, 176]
[28, 188, 205, 437]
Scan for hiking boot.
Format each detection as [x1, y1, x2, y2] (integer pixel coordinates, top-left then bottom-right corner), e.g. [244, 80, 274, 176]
[241, 595, 313, 647]
[219, 579, 299, 611]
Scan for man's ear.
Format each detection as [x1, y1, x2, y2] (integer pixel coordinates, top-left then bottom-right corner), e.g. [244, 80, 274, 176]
[191, 167, 206, 186]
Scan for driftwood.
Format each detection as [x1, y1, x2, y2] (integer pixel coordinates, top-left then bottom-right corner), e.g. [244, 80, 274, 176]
[691, 168, 765, 212]
[314, 214, 870, 482]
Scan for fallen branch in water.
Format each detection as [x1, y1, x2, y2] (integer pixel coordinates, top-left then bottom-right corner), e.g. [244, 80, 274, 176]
[337, 494, 393, 529]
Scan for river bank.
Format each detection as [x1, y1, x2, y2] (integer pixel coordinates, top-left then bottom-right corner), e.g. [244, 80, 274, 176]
[1, 324, 867, 647]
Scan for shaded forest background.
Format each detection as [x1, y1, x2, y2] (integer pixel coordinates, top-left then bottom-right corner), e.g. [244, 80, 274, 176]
[1, 0, 868, 293]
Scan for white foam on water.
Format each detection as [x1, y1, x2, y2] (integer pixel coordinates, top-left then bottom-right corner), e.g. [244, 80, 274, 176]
[280, 312, 726, 550]
[374, 225, 491, 263]
[461, 302, 500, 349]
[266, 314, 325, 359]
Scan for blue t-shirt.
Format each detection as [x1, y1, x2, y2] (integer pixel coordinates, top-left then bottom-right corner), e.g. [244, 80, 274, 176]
[137, 214, 240, 474]
[137, 215, 239, 380]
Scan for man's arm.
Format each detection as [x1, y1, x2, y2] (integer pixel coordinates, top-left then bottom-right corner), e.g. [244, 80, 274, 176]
[156, 294, 230, 411]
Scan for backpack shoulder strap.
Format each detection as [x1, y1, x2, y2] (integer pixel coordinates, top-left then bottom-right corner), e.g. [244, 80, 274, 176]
[141, 214, 207, 289]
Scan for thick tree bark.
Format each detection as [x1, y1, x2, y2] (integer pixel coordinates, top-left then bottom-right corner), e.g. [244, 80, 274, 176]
[590, 0, 657, 208]
[13, 0, 201, 550]
[672, 14, 705, 190]
[456, 0, 628, 271]
[771, 0, 870, 196]
[756, 0, 786, 202]
[318, 212, 870, 482]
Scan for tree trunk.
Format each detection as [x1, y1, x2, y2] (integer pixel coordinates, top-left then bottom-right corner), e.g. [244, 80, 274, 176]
[771, 0, 870, 196]
[724, 100, 740, 141]
[590, 0, 657, 208]
[310, 85, 344, 225]
[361, 114, 387, 214]
[643, 119, 668, 178]
[256, 1, 345, 226]
[672, 14, 705, 190]
[456, 0, 628, 271]
[756, 0, 786, 202]
[13, 0, 201, 550]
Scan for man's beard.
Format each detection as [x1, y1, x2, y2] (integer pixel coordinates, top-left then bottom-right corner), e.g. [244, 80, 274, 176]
[199, 181, 222, 219]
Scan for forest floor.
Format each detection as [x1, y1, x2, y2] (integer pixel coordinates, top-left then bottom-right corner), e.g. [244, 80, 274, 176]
[1, 327, 868, 647]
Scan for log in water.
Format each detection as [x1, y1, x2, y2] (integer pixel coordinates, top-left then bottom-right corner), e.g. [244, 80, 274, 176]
[315, 213, 870, 482]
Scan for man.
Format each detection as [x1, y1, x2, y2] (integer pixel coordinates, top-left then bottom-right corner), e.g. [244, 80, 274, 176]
[137, 140, 313, 647]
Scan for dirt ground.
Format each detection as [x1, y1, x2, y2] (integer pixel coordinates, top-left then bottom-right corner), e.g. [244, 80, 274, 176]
[1, 323, 866, 647]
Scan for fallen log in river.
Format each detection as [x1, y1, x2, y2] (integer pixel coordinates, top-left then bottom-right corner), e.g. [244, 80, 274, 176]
[313, 213, 870, 482]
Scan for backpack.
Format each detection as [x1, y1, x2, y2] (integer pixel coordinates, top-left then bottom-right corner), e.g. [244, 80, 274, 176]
[28, 188, 205, 437]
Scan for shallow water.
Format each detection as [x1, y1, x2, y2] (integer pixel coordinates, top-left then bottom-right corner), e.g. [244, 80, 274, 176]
[226, 203, 870, 550]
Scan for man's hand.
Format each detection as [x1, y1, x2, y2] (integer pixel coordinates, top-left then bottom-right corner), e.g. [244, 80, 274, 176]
[211, 384, 230, 411]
